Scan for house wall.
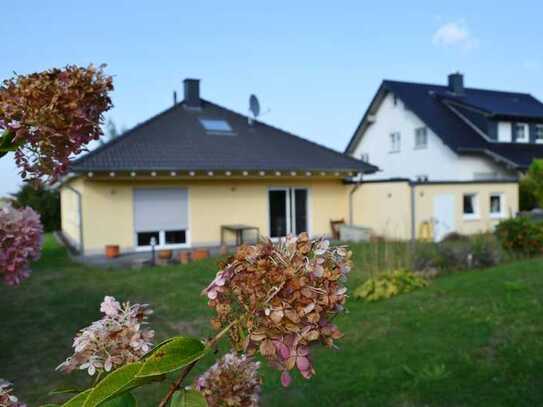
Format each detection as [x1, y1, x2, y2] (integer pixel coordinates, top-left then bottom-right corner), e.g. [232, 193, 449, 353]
[351, 180, 518, 240]
[413, 182, 518, 238]
[351, 92, 514, 181]
[60, 177, 84, 250]
[351, 181, 412, 240]
[64, 177, 349, 255]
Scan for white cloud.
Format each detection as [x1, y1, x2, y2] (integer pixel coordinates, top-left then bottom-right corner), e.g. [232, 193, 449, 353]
[432, 20, 478, 50]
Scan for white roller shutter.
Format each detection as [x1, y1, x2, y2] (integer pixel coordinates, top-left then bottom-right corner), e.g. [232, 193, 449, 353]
[134, 188, 188, 232]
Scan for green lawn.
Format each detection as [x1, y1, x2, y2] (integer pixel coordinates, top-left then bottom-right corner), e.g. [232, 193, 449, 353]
[1, 236, 543, 406]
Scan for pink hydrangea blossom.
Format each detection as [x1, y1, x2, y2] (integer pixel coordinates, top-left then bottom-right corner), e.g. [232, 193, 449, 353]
[204, 233, 351, 387]
[0, 380, 26, 407]
[57, 296, 154, 376]
[194, 352, 261, 407]
[0, 204, 43, 286]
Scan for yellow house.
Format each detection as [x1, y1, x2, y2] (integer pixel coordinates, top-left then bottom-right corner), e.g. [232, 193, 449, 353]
[61, 79, 377, 255]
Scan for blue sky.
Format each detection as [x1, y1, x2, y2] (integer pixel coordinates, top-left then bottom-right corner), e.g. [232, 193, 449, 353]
[1, 0, 542, 195]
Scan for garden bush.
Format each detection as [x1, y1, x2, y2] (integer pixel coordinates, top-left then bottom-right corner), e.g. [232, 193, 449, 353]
[495, 217, 543, 257]
[353, 269, 428, 302]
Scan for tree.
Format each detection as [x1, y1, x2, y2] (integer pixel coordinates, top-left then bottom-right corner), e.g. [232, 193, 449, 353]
[11, 183, 60, 232]
[519, 159, 543, 211]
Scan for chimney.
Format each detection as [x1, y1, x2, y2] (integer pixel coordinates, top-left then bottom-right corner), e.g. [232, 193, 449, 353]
[183, 78, 201, 108]
[448, 72, 464, 95]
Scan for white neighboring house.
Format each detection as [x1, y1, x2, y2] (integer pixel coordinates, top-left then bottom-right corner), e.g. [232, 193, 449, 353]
[345, 73, 543, 182]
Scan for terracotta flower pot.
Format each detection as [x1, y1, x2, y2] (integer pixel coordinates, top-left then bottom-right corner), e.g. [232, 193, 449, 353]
[105, 245, 120, 258]
[219, 245, 229, 256]
[158, 249, 173, 260]
[192, 248, 209, 261]
[179, 251, 191, 264]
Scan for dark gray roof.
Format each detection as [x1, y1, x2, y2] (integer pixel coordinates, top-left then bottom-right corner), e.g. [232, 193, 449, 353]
[72, 99, 377, 174]
[345, 80, 543, 170]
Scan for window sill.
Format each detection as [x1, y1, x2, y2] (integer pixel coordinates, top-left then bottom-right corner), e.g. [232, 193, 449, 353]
[414, 145, 427, 150]
[463, 215, 480, 222]
[490, 213, 505, 220]
[135, 243, 191, 252]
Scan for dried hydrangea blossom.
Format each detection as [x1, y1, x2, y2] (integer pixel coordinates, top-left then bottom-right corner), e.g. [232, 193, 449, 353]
[0, 380, 26, 407]
[204, 233, 351, 386]
[0, 204, 43, 286]
[194, 352, 261, 407]
[57, 296, 154, 376]
[0, 64, 113, 181]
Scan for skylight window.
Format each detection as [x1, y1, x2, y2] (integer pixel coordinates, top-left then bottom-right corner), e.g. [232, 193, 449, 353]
[199, 118, 234, 134]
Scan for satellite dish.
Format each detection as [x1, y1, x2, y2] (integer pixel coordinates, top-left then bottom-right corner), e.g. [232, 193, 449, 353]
[249, 94, 260, 118]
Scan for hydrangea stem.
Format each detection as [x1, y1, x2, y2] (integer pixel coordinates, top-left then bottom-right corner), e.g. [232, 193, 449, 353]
[157, 319, 237, 407]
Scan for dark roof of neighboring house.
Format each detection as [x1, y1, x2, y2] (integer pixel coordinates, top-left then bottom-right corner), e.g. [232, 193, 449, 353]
[345, 79, 543, 170]
[72, 99, 377, 174]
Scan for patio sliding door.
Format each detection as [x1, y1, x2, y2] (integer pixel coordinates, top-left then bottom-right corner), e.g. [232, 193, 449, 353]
[268, 188, 308, 238]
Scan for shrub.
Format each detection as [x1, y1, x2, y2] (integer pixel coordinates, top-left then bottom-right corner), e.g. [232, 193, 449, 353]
[468, 234, 502, 268]
[11, 183, 60, 232]
[495, 217, 543, 257]
[411, 242, 441, 272]
[353, 269, 428, 302]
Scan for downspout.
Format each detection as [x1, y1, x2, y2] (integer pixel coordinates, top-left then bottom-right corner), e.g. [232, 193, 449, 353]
[349, 173, 363, 225]
[65, 185, 84, 255]
[410, 181, 416, 244]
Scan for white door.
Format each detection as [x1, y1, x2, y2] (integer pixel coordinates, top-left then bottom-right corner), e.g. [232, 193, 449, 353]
[433, 194, 455, 241]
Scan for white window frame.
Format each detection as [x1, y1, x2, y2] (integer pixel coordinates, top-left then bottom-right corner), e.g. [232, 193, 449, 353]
[414, 127, 428, 149]
[489, 193, 506, 219]
[135, 229, 190, 251]
[514, 123, 529, 143]
[535, 124, 543, 144]
[389, 132, 401, 153]
[462, 193, 479, 220]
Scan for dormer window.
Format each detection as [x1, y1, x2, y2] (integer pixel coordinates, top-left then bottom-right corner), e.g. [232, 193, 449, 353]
[535, 125, 543, 143]
[361, 153, 369, 162]
[513, 123, 529, 143]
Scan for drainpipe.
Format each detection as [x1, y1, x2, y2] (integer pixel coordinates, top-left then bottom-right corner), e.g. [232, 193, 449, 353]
[65, 185, 84, 255]
[349, 173, 363, 225]
[410, 181, 416, 244]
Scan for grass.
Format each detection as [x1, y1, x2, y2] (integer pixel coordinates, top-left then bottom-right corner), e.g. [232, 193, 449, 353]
[1, 236, 543, 406]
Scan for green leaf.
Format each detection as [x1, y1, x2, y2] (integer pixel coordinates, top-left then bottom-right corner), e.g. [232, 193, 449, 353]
[170, 389, 207, 407]
[0, 130, 23, 152]
[100, 393, 137, 407]
[136, 336, 206, 378]
[49, 386, 84, 396]
[142, 336, 177, 359]
[61, 389, 93, 407]
[82, 363, 143, 407]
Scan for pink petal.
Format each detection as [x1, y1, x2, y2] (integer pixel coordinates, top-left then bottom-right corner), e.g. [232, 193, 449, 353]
[274, 340, 290, 360]
[280, 370, 292, 387]
[296, 356, 311, 372]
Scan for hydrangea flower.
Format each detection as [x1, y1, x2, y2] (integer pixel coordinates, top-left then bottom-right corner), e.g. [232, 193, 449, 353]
[0, 204, 43, 286]
[204, 233, 351, 386]
[194, 352, 261, 407]
[0, 379, 26, 407]
[0, 64, 113, 181]
[57, 296, 154, 376]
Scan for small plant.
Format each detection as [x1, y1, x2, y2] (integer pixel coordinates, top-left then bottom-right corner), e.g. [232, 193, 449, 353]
[353, 269, 428, 302]
[0, 204, 43, 286]
[495, 217, 543, 257]
[468, 234, 502, 268]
